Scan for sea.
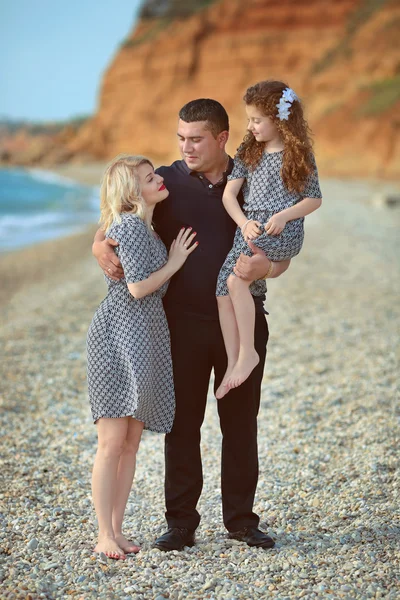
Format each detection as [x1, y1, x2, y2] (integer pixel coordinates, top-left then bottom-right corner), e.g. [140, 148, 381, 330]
[0, 167, 100, 253]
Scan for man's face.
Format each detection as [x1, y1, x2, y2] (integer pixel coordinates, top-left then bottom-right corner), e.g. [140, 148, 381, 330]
[177, 119, 228, 172]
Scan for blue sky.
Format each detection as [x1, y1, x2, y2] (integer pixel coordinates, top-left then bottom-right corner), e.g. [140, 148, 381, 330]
[0, 1, 143, 122]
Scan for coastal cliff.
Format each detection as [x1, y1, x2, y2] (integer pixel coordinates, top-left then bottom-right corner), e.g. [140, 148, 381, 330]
[1, 0, 399, 178]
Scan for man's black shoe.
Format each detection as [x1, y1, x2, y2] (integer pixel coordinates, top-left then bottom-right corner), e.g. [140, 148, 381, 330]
[154, 527, 195, 551]
[228, 526, 275, 548]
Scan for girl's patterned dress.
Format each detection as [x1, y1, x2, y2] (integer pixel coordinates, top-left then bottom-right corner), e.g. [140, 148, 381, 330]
[216, 151, 322, 297]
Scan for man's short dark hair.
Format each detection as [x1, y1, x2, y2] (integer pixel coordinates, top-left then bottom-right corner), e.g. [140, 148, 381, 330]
[179, 99, 229, 138]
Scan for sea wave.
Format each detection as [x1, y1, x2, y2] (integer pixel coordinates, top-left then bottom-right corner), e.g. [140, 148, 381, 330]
[27, 168, 83, 188]
[0, 212, 66, 231]
[89, 186, 101, 209]
[0, 167, 100, 251]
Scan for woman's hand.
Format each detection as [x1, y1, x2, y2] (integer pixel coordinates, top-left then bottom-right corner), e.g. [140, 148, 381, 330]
[242, 220, 262, 241]
[168, 227, 198, 272]
[265, 213, 287, 236]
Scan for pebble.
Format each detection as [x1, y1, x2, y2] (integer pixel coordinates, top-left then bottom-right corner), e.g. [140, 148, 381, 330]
[203, 578, 217, 590]
[42, 562, 59, 571]
[0, 185, 399, 598]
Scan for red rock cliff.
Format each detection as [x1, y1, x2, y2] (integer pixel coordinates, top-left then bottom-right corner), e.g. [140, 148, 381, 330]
[4, 0, 400, 178]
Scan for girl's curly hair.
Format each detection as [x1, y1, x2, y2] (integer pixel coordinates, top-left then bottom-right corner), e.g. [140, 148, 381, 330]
[238, 80, 314, 193]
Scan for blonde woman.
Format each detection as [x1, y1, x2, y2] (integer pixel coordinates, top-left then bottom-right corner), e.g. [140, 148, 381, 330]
[87, 154, 197, 560]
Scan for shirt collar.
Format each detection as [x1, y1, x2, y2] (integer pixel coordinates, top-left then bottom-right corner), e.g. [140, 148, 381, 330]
[182, 156, 234, 182]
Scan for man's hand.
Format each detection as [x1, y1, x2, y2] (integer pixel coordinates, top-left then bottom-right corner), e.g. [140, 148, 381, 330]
[92, 237, 124, 280]
[233, 241, 290, 280]
[265, 213, 287, 236]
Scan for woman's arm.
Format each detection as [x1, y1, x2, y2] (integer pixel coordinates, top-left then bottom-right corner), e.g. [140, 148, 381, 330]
[129, 228, 197, 299]
[128, 262, 176, 299]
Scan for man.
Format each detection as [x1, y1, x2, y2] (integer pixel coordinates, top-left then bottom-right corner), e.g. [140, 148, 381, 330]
[93, 99, 290, 551]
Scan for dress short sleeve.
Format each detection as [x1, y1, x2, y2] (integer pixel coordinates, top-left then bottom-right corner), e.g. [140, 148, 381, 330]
[107, 215, 151, 284]
[301, 154, 322, 199]
[227, 154, 248, 181]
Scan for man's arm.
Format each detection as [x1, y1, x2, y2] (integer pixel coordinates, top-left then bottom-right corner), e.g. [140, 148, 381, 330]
[233, 241, 290, 281]
[92, 228, 124, 280]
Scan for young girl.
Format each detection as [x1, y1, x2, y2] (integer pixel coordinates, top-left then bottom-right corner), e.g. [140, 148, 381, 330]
[87, 154, 197, 559]
[216, 80, 322, 399]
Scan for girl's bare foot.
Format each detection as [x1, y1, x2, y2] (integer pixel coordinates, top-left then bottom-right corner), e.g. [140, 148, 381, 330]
[228, 351, 259, 390]
[215, 367, 235, 399]
[215, 381, 230, 399]
[115, 533, 141, 554]
[94, 536, 126, 560]
[215, 369, 232, 400]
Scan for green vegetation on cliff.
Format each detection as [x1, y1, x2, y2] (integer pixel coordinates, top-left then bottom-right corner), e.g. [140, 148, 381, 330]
[140, 0, 216, 19]
[359, 76, 400, 116]
[121, 0, 217, 48]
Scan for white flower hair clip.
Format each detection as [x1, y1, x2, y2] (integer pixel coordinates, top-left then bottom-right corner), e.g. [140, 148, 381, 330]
[276, 87, 299, 121]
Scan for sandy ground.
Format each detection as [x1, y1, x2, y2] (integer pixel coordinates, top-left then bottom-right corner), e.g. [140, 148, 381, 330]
[0, 172, 399, 599]
[49, 163, 108, 186]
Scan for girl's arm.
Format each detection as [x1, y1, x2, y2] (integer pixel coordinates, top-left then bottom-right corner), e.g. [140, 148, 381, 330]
[266, 196, 322, 236]
[222, 178, 247, 228]
[223, 179, 262, 240]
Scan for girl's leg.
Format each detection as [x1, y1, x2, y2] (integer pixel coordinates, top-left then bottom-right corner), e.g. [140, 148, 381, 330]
[215, 295, 240, 399]
[226, 274, 259, 389]
[112, 417, 144, 553]
[92, 417, 129, 559]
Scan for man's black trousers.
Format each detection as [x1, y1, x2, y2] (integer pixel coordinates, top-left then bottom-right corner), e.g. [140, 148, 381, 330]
[164, 311, 268, 532]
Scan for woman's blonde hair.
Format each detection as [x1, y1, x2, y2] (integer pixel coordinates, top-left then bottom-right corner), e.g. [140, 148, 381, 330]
[99, 154, 154, 231]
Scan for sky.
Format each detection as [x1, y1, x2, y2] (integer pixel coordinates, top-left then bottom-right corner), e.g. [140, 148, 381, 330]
[0, 0, 143, 122]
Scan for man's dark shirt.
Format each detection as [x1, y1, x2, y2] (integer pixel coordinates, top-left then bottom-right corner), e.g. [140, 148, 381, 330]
[154, 158, 266, 320]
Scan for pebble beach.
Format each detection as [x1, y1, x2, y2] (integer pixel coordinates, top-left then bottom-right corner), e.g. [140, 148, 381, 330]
[0, 175, 399, 599]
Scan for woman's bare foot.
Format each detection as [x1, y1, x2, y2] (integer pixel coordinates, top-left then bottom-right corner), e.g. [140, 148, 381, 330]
[227, 351, 259, 390]
[94, 536, 126, 560]
[115, 533, 141, 554]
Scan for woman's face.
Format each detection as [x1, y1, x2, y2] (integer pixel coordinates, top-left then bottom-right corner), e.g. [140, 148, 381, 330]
[137, 163, 169, 207]
[245, 104, 280, 143]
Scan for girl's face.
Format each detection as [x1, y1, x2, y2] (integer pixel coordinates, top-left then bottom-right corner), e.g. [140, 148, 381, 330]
[245, 104, 280, 143]
[137, 163, 169, 207]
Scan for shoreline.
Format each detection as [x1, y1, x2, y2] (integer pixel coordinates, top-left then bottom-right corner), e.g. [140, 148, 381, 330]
[0, 162, 107, 187]
[2, 161, 400, 260]
[2, 160, 400, 188]
[2, 160, 400, 203]
[46, 162, 108, 186]
[0, 163, 105, 257]
[0, 167, 399, 312]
